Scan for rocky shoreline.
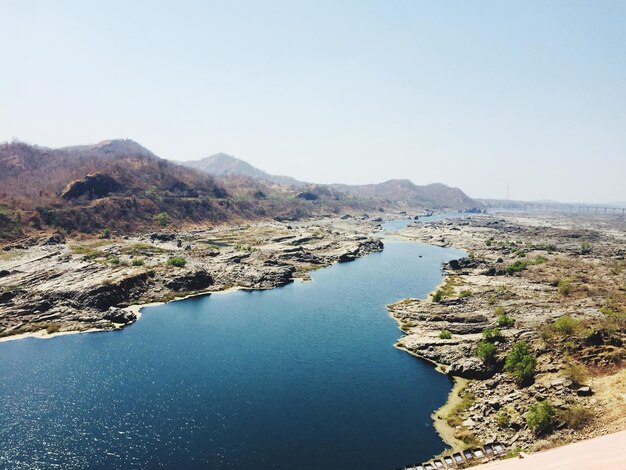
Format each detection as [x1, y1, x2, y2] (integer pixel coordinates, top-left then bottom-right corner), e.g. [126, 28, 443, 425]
[0, 217, 383, 341]
[387, 212, 626, 459]
[3, 210, 624, 464]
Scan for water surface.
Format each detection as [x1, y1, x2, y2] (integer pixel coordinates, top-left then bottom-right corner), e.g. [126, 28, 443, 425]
[0, 229, 463, 469]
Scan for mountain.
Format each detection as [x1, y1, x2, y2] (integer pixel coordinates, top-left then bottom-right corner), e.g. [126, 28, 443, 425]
[0, 139, 227, 203]
[0, 140, 255, 236]
[185, 154, 477, 210]
[0, 140, 368, 239]
[183, 153, 305, 187]
[331, 179, 477, 209]
[60, 139, 157, 159]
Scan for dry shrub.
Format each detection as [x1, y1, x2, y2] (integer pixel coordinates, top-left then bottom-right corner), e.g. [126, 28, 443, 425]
[559, 405, 593, 430]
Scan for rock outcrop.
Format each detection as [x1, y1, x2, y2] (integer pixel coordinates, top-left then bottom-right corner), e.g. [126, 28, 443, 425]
[61, 173, 121, 200]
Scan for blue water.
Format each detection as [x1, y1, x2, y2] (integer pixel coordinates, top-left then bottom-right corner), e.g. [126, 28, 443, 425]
[0, 233, 464, 469]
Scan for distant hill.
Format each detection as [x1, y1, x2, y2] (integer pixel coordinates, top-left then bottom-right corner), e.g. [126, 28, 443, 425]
[185, 154, 477, 210]
[331, 179, 477, 210]
[60, 139, 157, 159]
[0, 140, 253, 236]
[183, 153, 305, 187]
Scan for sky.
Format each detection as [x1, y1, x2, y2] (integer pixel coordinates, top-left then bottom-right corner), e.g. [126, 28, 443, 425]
[1, 1, 625, 203]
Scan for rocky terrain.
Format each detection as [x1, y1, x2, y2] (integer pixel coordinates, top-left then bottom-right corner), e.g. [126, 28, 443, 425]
[388, 212, 626, 457]
[0, 217, 382, 340]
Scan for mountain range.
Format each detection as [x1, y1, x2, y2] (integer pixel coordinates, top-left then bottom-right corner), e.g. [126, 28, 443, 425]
[0, 139, 478, 239]
[182, 152, 476, 209]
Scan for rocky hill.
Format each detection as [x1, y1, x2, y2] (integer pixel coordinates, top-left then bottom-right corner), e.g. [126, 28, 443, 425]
[0, 140, 252, 237]
[183, 153, 305, 187]
[332, 179, 478, 210]
[184, 154, 478, 210]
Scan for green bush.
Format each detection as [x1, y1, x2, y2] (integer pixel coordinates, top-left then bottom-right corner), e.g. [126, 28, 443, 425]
[476, 341, 497, 363]
[432, 290, 443, 303]
[459, 290, 472, 298]
[494, 306, 506, 316]
[439, 329, 452, 339]
[108, 256, 120, 265]
[505, 260, 529, 274]
[154, 212, 169, 227]
[557, 278, 573, 297]
[505, 341, 536, 384]
[131, 258, 145, 266]
[506, 257, 547, 274]
[167, 256, 186, 268]
[498, 313, 516, 328]
[600, 306, 626, 324]
[101, 228, 111, 239]
[581, 240, 592, 255]
[526, 401, 557, 435]
[482, 328, 504, 342]
[554, 315, 580, 335]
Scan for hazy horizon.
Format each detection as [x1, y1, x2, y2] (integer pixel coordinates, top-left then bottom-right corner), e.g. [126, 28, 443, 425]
[1, 1, 624, 202]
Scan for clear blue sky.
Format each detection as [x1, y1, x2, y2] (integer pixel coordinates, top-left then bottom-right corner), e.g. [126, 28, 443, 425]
[1, 0, 625, 202]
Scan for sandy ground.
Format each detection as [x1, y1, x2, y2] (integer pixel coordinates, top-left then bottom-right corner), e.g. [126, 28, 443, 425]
[432, 377, 469, 451]
[477, 430, 626, 469]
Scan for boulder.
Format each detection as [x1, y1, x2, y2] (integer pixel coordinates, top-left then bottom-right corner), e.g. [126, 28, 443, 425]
[0, 290, 17, 304]
[448, 358, 495, 379]
[45, 232, 66, 245]
[166, 270, 214, 292]
[150, 232, 177, 242]
[103, 307, 137, 324]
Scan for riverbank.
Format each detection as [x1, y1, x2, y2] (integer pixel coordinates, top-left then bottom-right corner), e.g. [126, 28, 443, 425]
[0, 216, 385, 340]
[388, 211, 626, 457]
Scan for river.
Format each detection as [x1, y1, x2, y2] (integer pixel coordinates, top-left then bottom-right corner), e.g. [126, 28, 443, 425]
[0, 220, 464, 469]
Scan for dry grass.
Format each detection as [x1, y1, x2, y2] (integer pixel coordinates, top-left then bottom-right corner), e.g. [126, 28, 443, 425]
[0, 251, 21, 261]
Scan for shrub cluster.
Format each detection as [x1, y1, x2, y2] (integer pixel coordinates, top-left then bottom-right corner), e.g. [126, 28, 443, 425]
[476, 341, 497, 363]
[167, 256, 186, 268]
[498, 313, 515, 328]
[554, 315, 580, 335]
[482, 328, 504, 342]
[526, 401, 556, 435]
[504, 341, 536, 384]
[439, 329, 452, 339]
[557, 277, 573, 297]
